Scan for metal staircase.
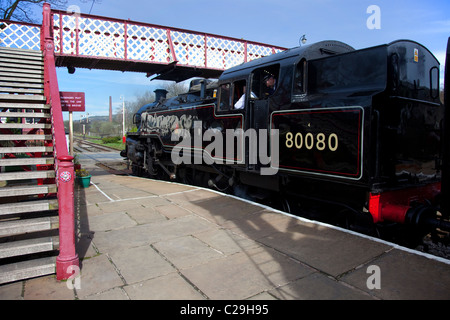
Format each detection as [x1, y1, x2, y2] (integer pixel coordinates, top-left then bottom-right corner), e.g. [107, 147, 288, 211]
[0, 46, 59, 284]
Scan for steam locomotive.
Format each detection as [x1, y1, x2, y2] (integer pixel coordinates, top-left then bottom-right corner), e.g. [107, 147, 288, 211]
[121, 38, 450, 243]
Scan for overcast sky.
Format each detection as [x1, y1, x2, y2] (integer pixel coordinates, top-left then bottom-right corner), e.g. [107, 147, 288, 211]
[29, 0, 449, 120]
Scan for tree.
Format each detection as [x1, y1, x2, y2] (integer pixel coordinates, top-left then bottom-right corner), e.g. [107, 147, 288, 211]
[1, 0, 67, 23]
[1, 0, 101, 23]
[162, 81, 189, 98]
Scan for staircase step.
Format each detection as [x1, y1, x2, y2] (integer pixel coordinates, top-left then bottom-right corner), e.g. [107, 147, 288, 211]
[0, 134, 52, 141]
[0, 76, 43, 84]
[0, 81, 44, 89]
[0, 170, 55, 181]
[0, 146, 53, 153]
[0, 72, 43, 79]
[0, 257, 56, 285]
[0, 52, 43, 64]
[0, 87, 43, 94]
[0, 67, 43, 75]
[0, 157, 54, 166]
[0, 216, 59, 236]
[0, 57, 43, 67]
[0, 123, 51, 129]
[0, 237, 59, 259]
[0, 200, 58, 216]
[0, 102, 48, 109]
[0, 62, 44, 71]
[0, 94, 46, 102]
[0, 111, 49, 117]
[0, 184, 57, 197]
[0, 47, 42, 56]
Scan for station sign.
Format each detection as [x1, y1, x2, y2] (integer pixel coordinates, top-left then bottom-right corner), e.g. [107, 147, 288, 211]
[60, 92, 85, 112]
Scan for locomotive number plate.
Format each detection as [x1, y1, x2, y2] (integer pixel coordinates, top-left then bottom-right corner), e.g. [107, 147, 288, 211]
[271, 106, 364, 180]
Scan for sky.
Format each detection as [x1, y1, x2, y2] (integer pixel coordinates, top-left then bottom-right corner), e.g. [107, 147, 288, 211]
[31, 0, 450, 120]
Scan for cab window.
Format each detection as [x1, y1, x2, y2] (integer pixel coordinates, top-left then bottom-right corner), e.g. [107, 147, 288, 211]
[250, 64, 280, 99]
[232, 80, 246, 110]
[218, 80, 247, 111]
[218, 83, 231, 111]
[294, 59, 307, 94]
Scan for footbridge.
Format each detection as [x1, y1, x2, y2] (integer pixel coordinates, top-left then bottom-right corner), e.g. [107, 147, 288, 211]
[1, 6, 286, 82]
[0, 3, 286, 284]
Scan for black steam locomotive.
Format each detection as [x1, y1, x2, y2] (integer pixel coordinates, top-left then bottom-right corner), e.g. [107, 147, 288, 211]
[121, 39, 450, 243]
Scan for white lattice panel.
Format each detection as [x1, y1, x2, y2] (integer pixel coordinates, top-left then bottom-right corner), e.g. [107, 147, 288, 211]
[207, 36, 245, 69]
[61, 14, 77, 55]
[53, 14, 61, 52]
[247, 43, 274, 61]
[127, 24, 170, 62]
[172, 31, 205, 67]
[78, 17, 125, 58]
[0, 22, 40, 50]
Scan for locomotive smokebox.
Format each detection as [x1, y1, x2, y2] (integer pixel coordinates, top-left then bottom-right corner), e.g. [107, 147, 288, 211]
[441, 37, 450, 219]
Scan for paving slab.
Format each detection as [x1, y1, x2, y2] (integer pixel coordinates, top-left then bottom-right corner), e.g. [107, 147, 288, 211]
[126, 205, 168, 224]
[166, 191, 263, 225]
[75, 254, 124, 299]
[194, 228, 261, 256]
[95, 198, 150, 214]
[0, 281, 23, 299]
[341, 248, 450, 299]
[257, 221, 391, 277]
[268, 272, 374, 300]
[123, 272, 205, 300]
[108, 245, 176, 285]
[23, 275, 75, 300]
[154, 203, 192, 219]
[84, 287, 130, 300]
[91, 214, 215, 254]
[153, 235, 225, 270]
[181, 246, 315, 300]
[85, 211, 137, 232]
[222, 209, 298, 239]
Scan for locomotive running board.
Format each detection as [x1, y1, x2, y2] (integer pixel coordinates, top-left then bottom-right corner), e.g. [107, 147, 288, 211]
[441, 37, 450, 218]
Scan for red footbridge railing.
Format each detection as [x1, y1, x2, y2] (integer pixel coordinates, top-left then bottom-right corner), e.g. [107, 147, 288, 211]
[49, 9, 286, 81]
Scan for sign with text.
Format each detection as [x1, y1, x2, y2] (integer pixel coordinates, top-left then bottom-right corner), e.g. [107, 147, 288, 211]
[60, 92, 85, 112]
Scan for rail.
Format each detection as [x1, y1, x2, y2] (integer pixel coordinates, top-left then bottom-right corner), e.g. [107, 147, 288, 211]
[42, 3, 79, 280]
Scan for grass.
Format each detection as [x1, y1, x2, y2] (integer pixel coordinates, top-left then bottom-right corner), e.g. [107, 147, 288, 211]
[75, 134, 125, 151]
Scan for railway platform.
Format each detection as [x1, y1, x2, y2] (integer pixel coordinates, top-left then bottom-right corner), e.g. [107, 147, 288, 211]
[1, 153, 450, 301]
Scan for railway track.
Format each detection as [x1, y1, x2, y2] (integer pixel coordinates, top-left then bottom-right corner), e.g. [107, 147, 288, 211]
[73, 137, 121, 153]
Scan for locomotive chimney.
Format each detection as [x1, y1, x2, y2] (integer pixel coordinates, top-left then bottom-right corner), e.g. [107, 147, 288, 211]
[441, 37, 450, 218]
[154, 89, 168, 103]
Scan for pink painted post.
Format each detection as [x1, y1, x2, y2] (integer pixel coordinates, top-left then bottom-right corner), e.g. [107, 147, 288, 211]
[42, 3, 79, 280]
[56, 155, 79, 279]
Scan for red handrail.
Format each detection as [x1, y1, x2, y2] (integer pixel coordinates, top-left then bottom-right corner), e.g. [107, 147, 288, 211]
[41, 3, 79, 281]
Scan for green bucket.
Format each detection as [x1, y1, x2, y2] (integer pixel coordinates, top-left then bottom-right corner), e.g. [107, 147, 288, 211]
[77, 175, 91, 188]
